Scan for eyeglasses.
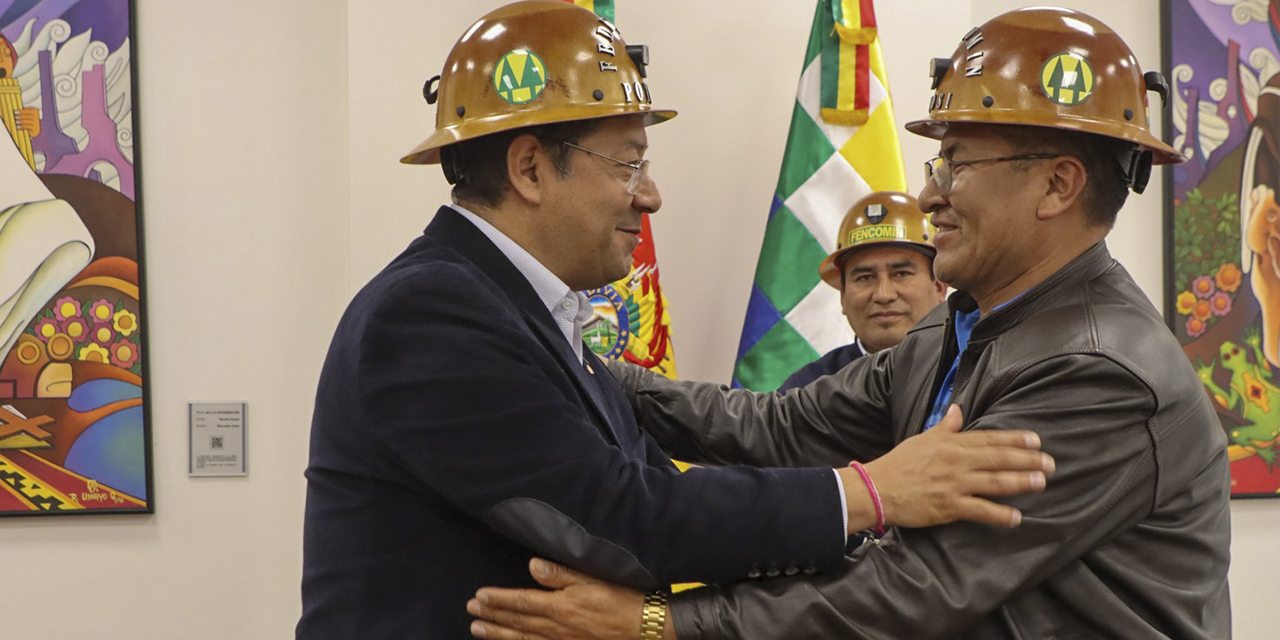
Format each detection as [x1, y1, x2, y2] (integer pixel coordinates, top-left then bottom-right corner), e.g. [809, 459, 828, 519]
[562, 141, 651, 195]
[924, 153, 1060, 194]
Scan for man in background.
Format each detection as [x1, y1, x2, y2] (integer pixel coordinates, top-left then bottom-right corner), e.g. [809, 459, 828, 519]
[779, 191, 946, 391]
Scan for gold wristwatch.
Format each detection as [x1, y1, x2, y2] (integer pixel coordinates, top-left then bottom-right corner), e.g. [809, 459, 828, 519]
[640, 591, 668, 640]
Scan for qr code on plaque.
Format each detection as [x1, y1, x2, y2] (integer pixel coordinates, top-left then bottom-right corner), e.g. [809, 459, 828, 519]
[211, 436, 224, 449]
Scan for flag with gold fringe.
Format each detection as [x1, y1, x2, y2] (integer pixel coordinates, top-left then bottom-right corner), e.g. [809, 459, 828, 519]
[563, 0, 677, 379]
[731, 0, 906, 391]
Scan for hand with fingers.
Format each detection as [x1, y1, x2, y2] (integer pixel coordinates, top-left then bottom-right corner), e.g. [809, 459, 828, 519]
[467, 405, 1056, 640]
[847, 404, 1056, 532]
[469, 558, 653, 640]
[16, 107, 39, 137]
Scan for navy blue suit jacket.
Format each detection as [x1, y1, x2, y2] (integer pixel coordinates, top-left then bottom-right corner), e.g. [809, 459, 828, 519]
[297, 208, 844, 639]
[778, 342, 867, 392]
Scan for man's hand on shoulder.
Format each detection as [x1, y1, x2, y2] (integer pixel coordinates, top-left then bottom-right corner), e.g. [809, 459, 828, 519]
[840, 404, 1055, 533]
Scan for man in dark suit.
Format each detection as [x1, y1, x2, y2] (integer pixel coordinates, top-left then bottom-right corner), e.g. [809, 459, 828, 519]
[296, 3, 1053, 638]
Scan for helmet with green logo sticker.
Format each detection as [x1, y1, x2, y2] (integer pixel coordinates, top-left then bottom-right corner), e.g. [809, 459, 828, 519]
[818, 192, 936, 289]
[401, 0, 676, 165]
[904, 7, 1184, 167]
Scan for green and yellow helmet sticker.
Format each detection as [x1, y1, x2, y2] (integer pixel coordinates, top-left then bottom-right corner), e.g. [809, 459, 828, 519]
[494, 50, 547, 105]
[1040, 52, 1094, 106]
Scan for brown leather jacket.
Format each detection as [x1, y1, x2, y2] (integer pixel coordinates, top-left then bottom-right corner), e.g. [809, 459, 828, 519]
[611, 243, 1231, 639]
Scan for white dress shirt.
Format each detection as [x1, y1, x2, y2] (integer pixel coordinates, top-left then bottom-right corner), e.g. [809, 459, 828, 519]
[451, 204, 595, 364]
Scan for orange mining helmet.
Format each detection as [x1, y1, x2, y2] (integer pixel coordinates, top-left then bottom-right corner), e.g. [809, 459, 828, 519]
[400, 0, 676, 166]
[818, 192, 936, 289]
[905, 7, 1185, 193]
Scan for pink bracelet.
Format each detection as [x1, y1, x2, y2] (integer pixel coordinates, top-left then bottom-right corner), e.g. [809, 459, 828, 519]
[848, 461, 886, 535]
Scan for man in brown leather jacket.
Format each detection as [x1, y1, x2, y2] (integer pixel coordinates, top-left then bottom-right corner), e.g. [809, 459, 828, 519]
[467, 7, 1231, 640]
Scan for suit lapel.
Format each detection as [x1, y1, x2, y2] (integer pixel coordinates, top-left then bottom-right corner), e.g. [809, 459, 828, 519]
[423, 207, 624, 447]
[522, 312, 626, 448]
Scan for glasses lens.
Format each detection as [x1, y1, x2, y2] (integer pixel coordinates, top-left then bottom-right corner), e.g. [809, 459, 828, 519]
[627, 160, 649, 195]
[928, 157, 950, 194]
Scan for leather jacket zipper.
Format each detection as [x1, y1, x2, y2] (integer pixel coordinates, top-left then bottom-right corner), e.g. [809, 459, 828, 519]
[918, 313, 957, 435]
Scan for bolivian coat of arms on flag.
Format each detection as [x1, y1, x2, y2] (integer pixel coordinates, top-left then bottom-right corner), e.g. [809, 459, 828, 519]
[565, 0, 676, 378]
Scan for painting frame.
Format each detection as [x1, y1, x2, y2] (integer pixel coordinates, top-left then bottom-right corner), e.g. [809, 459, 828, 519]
[0, 0, 152, 516]
[1162, 0, 1280, 498]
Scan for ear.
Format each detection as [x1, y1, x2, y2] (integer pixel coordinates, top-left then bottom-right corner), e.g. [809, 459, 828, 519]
[1036, 155, 1088, 221]
[932, 277, 948, 302]
[507, 134, 548, 206]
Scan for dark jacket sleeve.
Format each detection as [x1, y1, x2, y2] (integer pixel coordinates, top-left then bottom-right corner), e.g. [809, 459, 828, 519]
[668, 355, 1177, 640]
[357, 264, 847, 588]
[607, 352, 898, 468]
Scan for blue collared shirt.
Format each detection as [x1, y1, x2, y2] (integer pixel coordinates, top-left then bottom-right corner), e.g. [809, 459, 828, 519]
[924, 295, 1021, 430]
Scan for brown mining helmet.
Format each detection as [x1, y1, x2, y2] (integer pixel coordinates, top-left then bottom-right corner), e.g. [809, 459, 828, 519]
[904, 7, 1185, 193]
[818, 191, 936, 289]
[400, 0, 676, 167]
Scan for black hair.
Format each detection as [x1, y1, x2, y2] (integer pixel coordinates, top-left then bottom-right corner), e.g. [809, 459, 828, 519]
[1000, 125, 1133, 228]
[447, 118, 607, 208]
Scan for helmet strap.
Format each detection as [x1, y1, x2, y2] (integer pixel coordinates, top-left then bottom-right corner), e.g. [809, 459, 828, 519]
[626, 45, 650, 78]
[1143, 71, 1170, 108]
[441, 145, 467, 186]
[1119, 147, 1153, 194]
[423, 75, 441, 105]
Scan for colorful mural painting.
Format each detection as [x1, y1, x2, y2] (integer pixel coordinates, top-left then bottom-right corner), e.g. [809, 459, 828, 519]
[1166, 0, 1280, 496]
[0, 0, 149, 515]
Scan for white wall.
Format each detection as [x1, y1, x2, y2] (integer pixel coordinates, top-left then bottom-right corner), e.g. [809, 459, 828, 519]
[0, 0, 350, 637]
[1, 1, 1273, 638]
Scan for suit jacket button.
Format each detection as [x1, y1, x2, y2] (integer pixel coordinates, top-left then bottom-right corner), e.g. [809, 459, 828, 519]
[747, 568, 762, 579]
[784, 566, 799, 576]
[803, 566, 817, 575]
[765, 568, 781, 577]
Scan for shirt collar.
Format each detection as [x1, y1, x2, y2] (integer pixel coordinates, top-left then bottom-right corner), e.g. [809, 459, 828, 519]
[449, 204, 593, 361]
[450, 204, 572, 313]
